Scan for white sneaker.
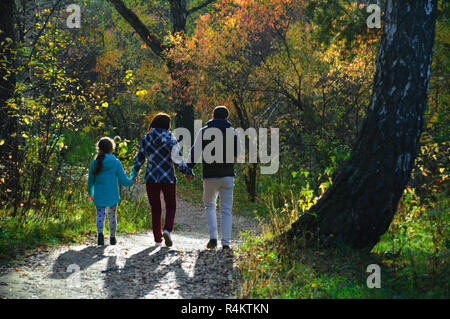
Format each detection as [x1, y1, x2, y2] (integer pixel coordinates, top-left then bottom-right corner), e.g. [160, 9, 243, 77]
[163, 230, 173, 247]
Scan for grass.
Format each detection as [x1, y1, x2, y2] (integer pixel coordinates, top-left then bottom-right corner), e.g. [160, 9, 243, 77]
[234, 200, 449, 299]
[0, 186, 152, 266]
[235, 230, 448, 298]
[178, 168, 449, 298]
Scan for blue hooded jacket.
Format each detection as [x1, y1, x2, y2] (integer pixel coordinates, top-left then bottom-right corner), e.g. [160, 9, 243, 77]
[87, 153, 134, 207]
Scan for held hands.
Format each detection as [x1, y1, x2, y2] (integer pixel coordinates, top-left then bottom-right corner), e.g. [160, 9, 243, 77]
[185, 175, 194, 182]
[133, 178, 138, 185]
[87, 195, 94, 201]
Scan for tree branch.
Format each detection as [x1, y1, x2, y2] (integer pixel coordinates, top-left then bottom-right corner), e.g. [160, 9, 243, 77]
[107, 0, 165, 57]
[187, 0, 216, 16]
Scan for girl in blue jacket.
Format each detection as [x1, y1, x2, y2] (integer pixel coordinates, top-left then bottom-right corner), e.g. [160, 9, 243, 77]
[87, 137, 135, 245]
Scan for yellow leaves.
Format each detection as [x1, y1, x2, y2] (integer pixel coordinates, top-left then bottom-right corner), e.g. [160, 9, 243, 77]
[136, 89, 148, 97]
[0, 139, 4, 146]
[22, 117, 31, 125]
[226, 17, 237, 29]
[427, 113, 439, 128]
[124, 69, 133, 86]
[101, 102, 108, 108]
[319, 182, 329, 195]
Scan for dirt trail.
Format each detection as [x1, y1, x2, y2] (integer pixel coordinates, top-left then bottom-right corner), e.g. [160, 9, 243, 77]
[0, 194, 259, 299]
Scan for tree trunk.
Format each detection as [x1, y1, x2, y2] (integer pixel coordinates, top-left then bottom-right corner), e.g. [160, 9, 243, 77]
[287, 0, 438, 251]
[244, 163, 257, 202]
[168, 0, 188, 34]
[0, 0, 22, 209]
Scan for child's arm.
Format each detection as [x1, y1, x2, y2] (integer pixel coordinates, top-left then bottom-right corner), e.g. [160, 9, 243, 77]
[87, 160, 95, 197]
[116, 160, 134, 187]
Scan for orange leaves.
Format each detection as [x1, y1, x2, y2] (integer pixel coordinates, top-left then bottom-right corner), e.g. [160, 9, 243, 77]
[14, 268, 28, 276]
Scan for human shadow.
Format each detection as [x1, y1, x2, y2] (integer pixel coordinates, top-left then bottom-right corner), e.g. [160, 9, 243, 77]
[103, 245, 184, 299]
[103, 246, 234, 299]
[49, 245, 107, 279]
[177, 249, 235, 298]
[47, 241, 235, 298]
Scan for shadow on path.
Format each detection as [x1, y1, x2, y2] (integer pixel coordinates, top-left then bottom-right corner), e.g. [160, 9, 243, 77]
[47, 243, 235, 298]
[104, 247, 235, 299]
[104, 245, 179, 298]
[49, 246, 106, 279]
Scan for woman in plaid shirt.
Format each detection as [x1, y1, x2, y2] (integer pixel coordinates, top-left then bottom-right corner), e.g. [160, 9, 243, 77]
[131, 113, 194, 247]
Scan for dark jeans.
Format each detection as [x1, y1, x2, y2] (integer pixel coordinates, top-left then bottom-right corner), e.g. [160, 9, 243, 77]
[146, 182, 177, 243]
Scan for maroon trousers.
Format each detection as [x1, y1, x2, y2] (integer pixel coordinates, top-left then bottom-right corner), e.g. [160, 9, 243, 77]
[146, 183, 177, 243]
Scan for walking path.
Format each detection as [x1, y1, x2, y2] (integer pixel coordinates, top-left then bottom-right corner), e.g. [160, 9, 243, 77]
[0, 195, 259, 299]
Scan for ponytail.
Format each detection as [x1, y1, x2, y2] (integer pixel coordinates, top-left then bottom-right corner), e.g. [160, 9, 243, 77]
[93, 152, 106, 175]
[93, 137, 115, 175]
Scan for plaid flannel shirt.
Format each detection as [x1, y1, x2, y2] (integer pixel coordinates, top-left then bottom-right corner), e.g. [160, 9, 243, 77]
[131, 128, 193, 184]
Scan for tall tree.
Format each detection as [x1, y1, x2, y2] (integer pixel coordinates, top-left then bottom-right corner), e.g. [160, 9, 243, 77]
[107, 0, 216, 139]
[287, 0, 439, 251]
[0, 0, 22, 209]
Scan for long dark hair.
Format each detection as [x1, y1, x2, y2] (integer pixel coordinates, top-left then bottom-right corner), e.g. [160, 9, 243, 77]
[148, 112, 171, 131]
[93, 137, 115, 175]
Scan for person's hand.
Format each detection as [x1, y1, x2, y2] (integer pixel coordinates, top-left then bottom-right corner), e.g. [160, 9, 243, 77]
[87, 195, 94, 201]
[185, 175, 194, 182]
[133, 178, 138, 185]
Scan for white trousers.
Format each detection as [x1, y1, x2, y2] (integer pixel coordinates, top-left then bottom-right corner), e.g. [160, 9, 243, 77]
[203, 177, 234, 246]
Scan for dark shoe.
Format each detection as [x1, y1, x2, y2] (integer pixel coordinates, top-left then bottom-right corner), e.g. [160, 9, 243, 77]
[110, 236, 117, 245]
[98, 233, 104, 246]
[222, 245, 231, 250]
[163, 230, 173, 247]
[207, 239, 217, 249]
